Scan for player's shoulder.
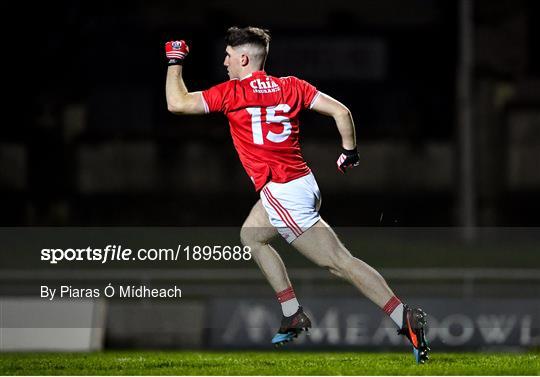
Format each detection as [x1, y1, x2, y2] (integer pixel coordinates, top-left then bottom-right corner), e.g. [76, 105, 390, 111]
[218, 79, 239, 88]
[273, 75, 308, 89]
[206, 79, 238, 93]
[275, 75, 301, 83]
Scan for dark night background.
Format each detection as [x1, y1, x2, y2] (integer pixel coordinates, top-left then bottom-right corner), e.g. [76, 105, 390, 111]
[1, 1, 540, 356]
[3, 0, 540, 227]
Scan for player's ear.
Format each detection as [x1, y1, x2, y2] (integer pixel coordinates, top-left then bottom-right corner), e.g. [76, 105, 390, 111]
[241, 54, 249, 67]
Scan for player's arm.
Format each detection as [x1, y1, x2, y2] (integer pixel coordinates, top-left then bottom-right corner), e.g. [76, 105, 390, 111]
[165, 41, 206, 115]
[311, 92, 360, 173]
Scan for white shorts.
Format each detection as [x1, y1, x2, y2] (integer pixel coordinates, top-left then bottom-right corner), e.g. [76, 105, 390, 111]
[260, 172, 322, 243]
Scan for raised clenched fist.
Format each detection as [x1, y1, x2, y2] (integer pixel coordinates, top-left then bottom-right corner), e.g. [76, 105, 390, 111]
[165, 40, 189, 66]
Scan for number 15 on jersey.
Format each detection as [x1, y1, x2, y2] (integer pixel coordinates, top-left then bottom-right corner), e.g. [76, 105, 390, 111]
[246, 104, 292, 145]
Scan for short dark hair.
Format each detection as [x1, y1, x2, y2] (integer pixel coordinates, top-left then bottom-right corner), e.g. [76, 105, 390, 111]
[225, 26, 271, 49]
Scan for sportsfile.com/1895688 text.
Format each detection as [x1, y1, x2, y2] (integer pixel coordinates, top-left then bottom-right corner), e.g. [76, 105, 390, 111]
[40, 245, 252, 264]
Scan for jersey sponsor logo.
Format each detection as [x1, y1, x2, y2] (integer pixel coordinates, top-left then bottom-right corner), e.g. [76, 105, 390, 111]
[249, 78, 281, 93]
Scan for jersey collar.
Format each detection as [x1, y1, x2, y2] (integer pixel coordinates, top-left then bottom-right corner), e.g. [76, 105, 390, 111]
[240, 71, 266, 81]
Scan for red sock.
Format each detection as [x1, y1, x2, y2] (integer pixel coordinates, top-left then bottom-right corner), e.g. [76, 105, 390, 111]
[383, 296, 404, 328]
[276, 286, 300, 316]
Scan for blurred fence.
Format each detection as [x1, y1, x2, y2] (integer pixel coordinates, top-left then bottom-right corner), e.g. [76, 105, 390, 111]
[1, 267, 539, 351]
[1, 227, 539, 351]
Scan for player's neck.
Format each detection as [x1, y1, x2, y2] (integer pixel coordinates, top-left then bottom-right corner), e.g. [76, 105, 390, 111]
[239, 67, 265, 81]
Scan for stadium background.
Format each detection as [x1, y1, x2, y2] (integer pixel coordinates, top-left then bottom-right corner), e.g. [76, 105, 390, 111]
[1, 0, 539, 355]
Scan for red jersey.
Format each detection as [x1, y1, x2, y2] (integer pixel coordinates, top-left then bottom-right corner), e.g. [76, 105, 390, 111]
[202, 71, 320, 191]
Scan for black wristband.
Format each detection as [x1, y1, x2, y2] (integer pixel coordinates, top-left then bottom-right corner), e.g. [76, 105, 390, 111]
[168, 58, 184, 66]
[342, 146, 358, 156]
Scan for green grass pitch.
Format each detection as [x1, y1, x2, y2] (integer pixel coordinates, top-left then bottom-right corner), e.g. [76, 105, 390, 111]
[0, 351, 538, 375]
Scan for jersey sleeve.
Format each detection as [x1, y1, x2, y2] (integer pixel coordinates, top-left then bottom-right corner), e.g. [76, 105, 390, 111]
[293, 77, 320, 109]
[201, 81, 233, 113]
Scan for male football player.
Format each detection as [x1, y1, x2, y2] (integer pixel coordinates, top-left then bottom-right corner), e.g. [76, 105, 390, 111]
[165, 27, 429, 363]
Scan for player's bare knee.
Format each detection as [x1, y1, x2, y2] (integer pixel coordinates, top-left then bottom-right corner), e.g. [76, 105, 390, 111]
[240, 226, 254, 247]
[328, 265, 346, 279]
[314, 253, 347, 277]
[240, 226, 265, 248]
[329, 252, 354, 275]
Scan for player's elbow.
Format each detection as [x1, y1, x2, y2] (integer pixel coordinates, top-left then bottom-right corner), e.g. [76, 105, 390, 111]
[167, 101, 186, 115]
[334, 106, 351, 119]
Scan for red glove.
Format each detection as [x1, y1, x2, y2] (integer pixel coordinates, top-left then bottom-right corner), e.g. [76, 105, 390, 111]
[337, 147, 360, 173]
[165, 40, 189, 66]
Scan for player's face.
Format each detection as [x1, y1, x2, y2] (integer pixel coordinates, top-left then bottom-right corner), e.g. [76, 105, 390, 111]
[224, 46, 241, 79]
